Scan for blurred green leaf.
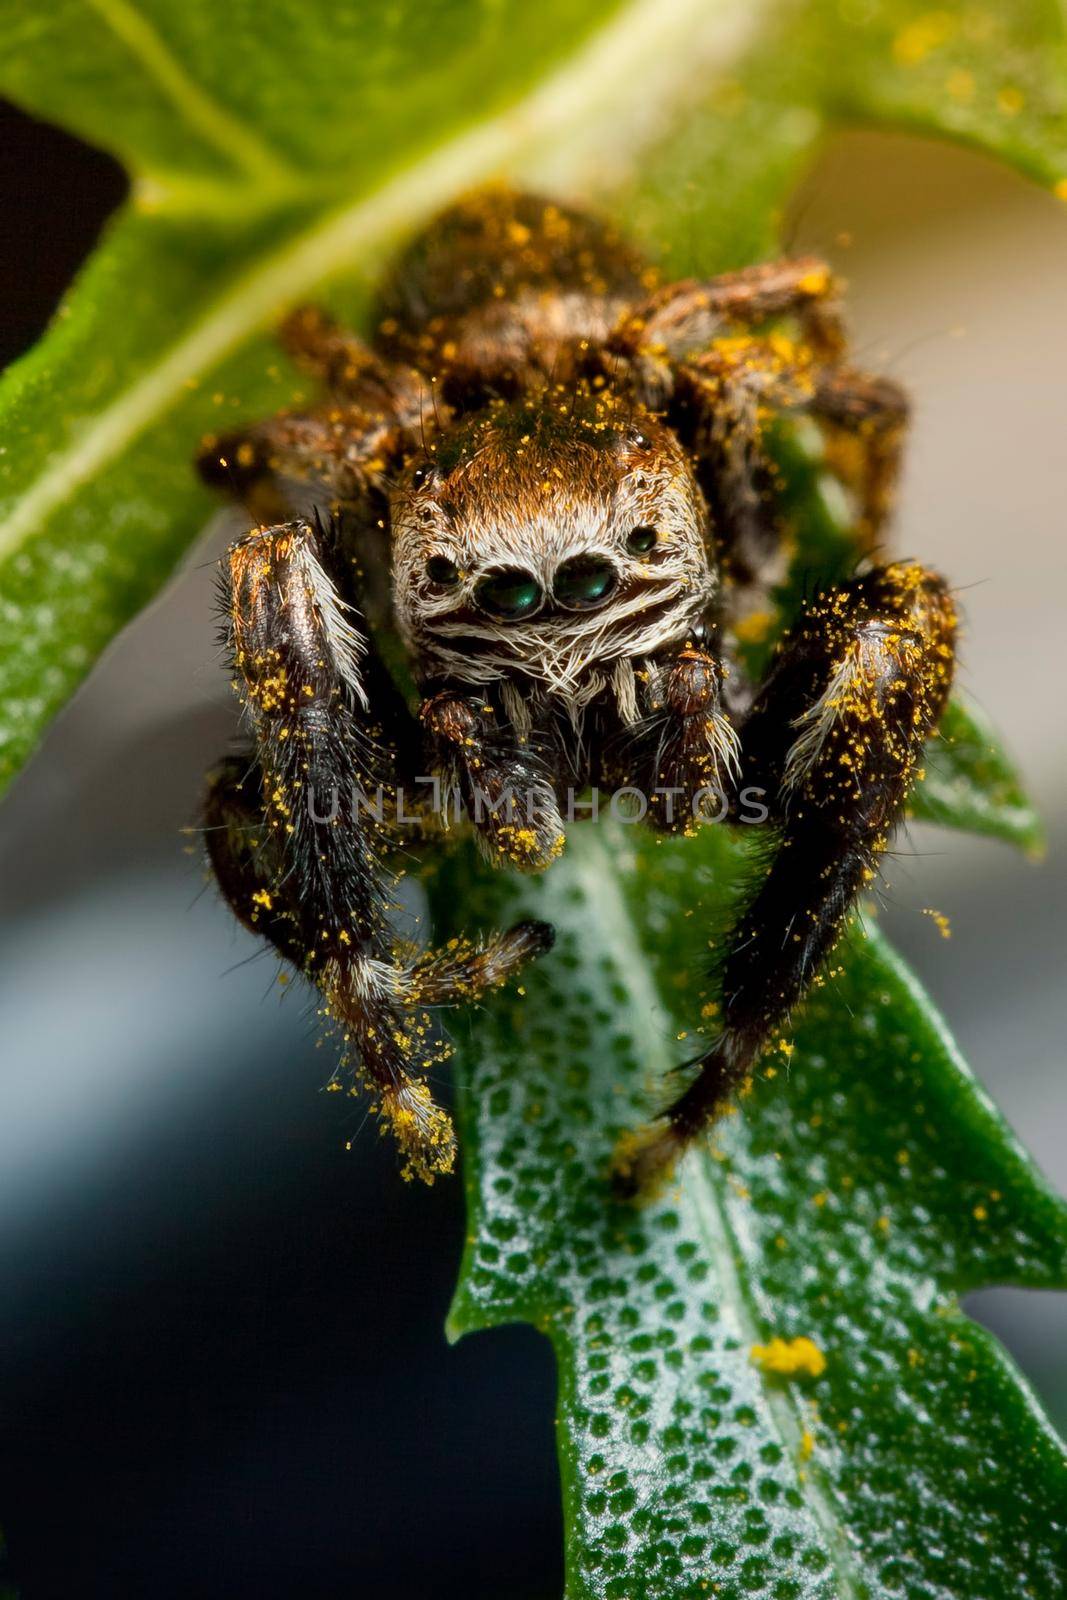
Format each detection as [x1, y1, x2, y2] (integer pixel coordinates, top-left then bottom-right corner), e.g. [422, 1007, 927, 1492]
[910, 695, 1045, 853]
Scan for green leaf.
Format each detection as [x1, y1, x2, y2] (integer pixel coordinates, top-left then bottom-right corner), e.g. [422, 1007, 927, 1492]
[910, 696, 1045, 854]
[439, 822, 1067, 1598]
[2, 0, 1067, 798]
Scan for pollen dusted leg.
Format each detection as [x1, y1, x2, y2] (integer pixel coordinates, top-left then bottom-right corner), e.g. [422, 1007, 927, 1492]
[629, 645, 741, 833]
[420, 691, 566, 872]
[214, 517, 461, 1181]
[611, 254, 847, 366]
[614, 562, 957, 1197]
[671, 344, 909, 594]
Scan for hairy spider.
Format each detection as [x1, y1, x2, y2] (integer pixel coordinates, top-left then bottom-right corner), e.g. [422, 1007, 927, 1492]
[198, 188, 956, 1193]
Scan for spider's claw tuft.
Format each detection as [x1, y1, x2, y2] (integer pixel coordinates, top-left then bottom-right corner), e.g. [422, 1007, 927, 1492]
[380, 1081, 458, 1185]
[611, 1120, 687, 1204]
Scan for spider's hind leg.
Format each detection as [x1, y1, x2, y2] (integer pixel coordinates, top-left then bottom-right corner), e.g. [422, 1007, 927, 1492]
[615, 562, 957, 1198]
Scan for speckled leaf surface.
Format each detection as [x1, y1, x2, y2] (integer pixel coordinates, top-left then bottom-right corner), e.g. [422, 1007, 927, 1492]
[438, 823, 1067, 1598]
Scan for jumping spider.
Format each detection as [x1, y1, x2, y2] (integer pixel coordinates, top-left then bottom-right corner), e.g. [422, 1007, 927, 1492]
[199, 188, 956, 1194]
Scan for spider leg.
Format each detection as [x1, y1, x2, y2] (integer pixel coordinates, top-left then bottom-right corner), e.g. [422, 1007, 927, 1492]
[624, 645, 741, 833]
[420, 691, 566, 873]
[668, 342, 909, 631]
[611, 255, 846, 370]
[213, 515, 459, 1180]
[197, 398, 415, 528]
[197, 307, 436, 524]
[408, 919, 555, 1005]
[203, 752, 553, 1018]
[614, 561, 957, 1198]
[279, 304, 410, 398]
[811, 365, 910, 550]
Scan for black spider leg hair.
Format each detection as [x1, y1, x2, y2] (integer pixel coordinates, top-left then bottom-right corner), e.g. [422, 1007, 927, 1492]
[615, 562, 957, 1197]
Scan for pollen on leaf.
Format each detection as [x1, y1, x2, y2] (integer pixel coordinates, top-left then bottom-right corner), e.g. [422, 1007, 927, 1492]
[750, 1336, 828, 1380]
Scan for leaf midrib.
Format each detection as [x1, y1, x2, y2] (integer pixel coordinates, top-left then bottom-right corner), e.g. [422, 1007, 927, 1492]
[0, 0, 767, 565]
[568, 827, 864, 1600]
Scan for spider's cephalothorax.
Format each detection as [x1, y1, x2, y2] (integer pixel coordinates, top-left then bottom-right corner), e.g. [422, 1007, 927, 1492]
[199, 188, 956, 1191]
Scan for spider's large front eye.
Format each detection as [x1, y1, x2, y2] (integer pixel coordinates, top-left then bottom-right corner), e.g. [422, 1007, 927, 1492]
[475, 568, 543, 620]
[426, 555, 459, 587]
[627, 525, 658, 556]
[555, 554, 617, 611]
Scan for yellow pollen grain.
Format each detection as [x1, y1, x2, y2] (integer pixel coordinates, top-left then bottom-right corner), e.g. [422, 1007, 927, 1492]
[893, 12, 955, 66]
[750, 1337, 826, 1380]
[946, 67, 975, 101]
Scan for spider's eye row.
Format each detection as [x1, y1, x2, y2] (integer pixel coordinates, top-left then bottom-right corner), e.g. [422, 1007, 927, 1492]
[426, 555, 460, 586]
[475, 568, 543, 620]
[627, 525, 658, 556]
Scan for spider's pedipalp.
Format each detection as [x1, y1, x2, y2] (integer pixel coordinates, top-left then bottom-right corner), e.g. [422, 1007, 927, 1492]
[421, 692, 566, 874]
[625, 643, 741, 834]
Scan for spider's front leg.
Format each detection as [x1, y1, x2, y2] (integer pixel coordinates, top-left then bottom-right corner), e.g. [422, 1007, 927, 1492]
[205, 519, 549, 1181]
[420, 691, 566, 872]
[615, 562, 957, 1197]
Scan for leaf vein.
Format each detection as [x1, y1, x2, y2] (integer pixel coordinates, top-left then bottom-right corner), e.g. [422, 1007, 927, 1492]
[80, 0, 296, 184]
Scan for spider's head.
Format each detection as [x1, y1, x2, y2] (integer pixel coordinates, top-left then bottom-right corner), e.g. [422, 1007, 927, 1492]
[390, 395, 715, 695]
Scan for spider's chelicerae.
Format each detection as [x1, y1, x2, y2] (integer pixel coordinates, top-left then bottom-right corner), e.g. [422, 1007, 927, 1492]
[199, 188, 956, 1195]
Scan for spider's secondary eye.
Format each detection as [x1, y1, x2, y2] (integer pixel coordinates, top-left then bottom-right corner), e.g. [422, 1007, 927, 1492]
[627, 525, 658, 556]
[426, 555, 459, 586]
[475, 569, 543, 620]
[411, 462, 434, 489]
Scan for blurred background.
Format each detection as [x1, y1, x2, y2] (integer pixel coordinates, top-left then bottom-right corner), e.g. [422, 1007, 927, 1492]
[0, 101, 1064, 1598]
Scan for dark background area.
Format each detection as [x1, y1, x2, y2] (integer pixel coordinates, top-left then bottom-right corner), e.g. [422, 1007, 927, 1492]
[1, 99, 1065, 1600]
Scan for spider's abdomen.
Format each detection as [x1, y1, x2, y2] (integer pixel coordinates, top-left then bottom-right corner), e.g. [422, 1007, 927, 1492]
[372, 187, 652, 398]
